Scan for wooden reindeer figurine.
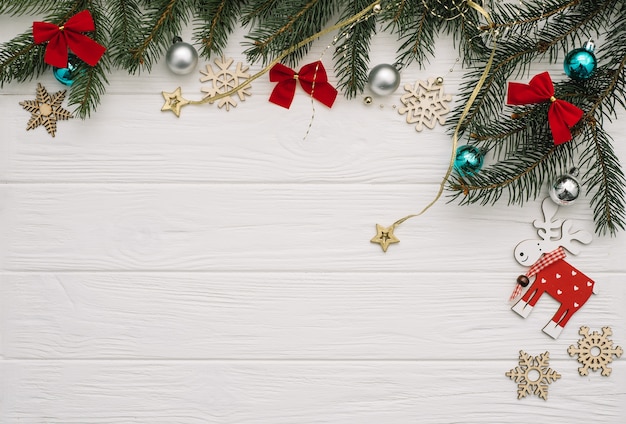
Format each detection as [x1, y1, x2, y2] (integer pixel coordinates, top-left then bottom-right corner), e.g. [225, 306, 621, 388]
[511, 197, 594, 339]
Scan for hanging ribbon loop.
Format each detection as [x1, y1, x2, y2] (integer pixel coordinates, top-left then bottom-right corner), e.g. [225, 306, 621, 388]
[269, 61, 338, 109]
[33, 10, 106, 68]
[507, 72, 584, 145]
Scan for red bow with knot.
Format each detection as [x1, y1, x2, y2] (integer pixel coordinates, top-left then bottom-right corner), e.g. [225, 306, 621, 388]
[269, 61, 338, 109]
[33, 10, 106, 68]
[507, 72, 583, 145]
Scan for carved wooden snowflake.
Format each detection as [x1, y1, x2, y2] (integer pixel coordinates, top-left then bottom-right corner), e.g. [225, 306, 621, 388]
[19, 83, 72, 137]
[200, 57, 251, 111]
[568, 326, 623, 376]
[506, 350, 561, 400]
[398, 78, 452, 131]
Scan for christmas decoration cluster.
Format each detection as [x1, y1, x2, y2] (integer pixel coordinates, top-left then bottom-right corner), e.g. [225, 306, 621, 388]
[2, 1, 624, 238]
[1, 0, 624, 404]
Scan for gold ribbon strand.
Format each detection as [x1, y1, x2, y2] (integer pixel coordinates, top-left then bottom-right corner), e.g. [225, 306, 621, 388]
[371, 0, 499, 252]
[161, 1, 384, 116]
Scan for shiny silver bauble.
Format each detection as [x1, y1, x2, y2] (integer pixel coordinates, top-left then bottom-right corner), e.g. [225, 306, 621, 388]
[166, 37, 198, 75]
[549, 168, 581, 206]
[367, 63, 401, 96]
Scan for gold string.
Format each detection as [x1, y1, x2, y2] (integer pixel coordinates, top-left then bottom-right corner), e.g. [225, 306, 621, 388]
[383, 0, 499, 235]
[303, 4, 385, 140]
[179, 1, 383, 107]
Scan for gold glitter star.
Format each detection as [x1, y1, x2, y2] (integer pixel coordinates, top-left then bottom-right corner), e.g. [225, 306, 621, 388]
[19, 83, 72, 137]
[161, 87, 190, 117]
[370, 224, 400, 252]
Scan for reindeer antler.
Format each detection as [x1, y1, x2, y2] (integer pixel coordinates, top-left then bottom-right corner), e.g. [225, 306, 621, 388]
[560, 220, 592, 254]
[533, 198, 563, 241]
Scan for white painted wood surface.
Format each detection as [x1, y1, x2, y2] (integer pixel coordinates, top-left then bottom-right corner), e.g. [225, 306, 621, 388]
[1, 15, 625, 424]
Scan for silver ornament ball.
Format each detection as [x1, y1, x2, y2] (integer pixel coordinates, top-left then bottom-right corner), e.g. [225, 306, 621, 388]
[549, 169, 580, 206]
[367, 63, 401, 96]
[166, 37, 198, 75]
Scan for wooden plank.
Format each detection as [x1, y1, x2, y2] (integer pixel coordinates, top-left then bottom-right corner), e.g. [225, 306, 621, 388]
[1, 89, 457, 184]
[2, 272, 624, 359]
[2, 360, 624, 424]
[0, 184, 618, 272]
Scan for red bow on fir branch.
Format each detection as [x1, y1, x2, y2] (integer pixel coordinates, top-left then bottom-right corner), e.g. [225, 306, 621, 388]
[269, 61, 338, 109]
[33, 10, 106, 68]
[507, 72, 584, 145]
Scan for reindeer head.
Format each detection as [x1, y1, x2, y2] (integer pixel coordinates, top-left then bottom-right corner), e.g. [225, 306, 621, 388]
[514, 197, 592, 266]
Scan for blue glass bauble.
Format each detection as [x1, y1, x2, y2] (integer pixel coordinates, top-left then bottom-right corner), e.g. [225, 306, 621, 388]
[454, 145, 484, 177]
[564, 48, 597, 80]
[52, 54, 80, 86]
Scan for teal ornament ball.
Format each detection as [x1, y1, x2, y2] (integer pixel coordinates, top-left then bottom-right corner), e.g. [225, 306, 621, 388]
[564, 47, 597, 80]
[52, 54, 80, 86]
[454, 145, 484, 177]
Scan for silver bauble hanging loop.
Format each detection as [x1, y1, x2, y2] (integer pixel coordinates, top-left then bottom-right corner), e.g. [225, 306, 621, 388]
[166, 36, 198, 75]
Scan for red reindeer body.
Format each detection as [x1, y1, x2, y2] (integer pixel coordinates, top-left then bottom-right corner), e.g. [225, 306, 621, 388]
[515, 253, 594, 338]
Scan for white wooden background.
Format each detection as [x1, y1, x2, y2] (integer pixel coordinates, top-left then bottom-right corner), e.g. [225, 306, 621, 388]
[1, 14, 625, 424]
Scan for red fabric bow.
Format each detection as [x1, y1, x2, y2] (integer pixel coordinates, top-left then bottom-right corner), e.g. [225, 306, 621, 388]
[507, 72, 584, 145]
[33, 10, 106, 68]
[269, 61, 338, 109]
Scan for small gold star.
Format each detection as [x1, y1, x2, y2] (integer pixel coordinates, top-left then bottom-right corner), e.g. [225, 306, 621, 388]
[370, 224, 399, 252]
[161, 87, 190, 117]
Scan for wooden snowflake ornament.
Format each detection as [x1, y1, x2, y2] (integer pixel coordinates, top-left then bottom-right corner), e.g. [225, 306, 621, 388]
[568, 326, 623, 376]
[19, 83, 72, 137]
[398, 77, 452, 131]
[506, 350, 561, 400]
[200, 57, 251, 111]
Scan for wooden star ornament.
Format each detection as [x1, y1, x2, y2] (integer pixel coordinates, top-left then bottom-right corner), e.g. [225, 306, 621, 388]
[371, 224, 400, 252]
[161, 87, 190, 117]
[20, 83, 72, 137]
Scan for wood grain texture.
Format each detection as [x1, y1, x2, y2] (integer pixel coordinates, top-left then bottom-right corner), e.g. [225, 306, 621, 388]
[2, 14, 626, 424]
[2, 361, 625, 424]
[2, 272, 625, 359]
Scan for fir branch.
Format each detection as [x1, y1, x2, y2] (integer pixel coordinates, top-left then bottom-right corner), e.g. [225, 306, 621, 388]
[107, 0, 144, 67]
[241, 0, 280, 27]
[194, 0, 246, 59]
[581, 121, 626, 235]
[381, 0, 436, 68]
[451, 0, 614, 136]
[447, 141, 576, 206]
[125, 0, 196, 73]
[0, 31, 46, 86]
[450, 55, 626, 234]
[332, 0, 377, 98]
[0, 0, 65, 16]
[67, 1, 110, 119]
[485, 0, 582, 34]
[243, 0, 338, 67]
[67, 58, 109, 119]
